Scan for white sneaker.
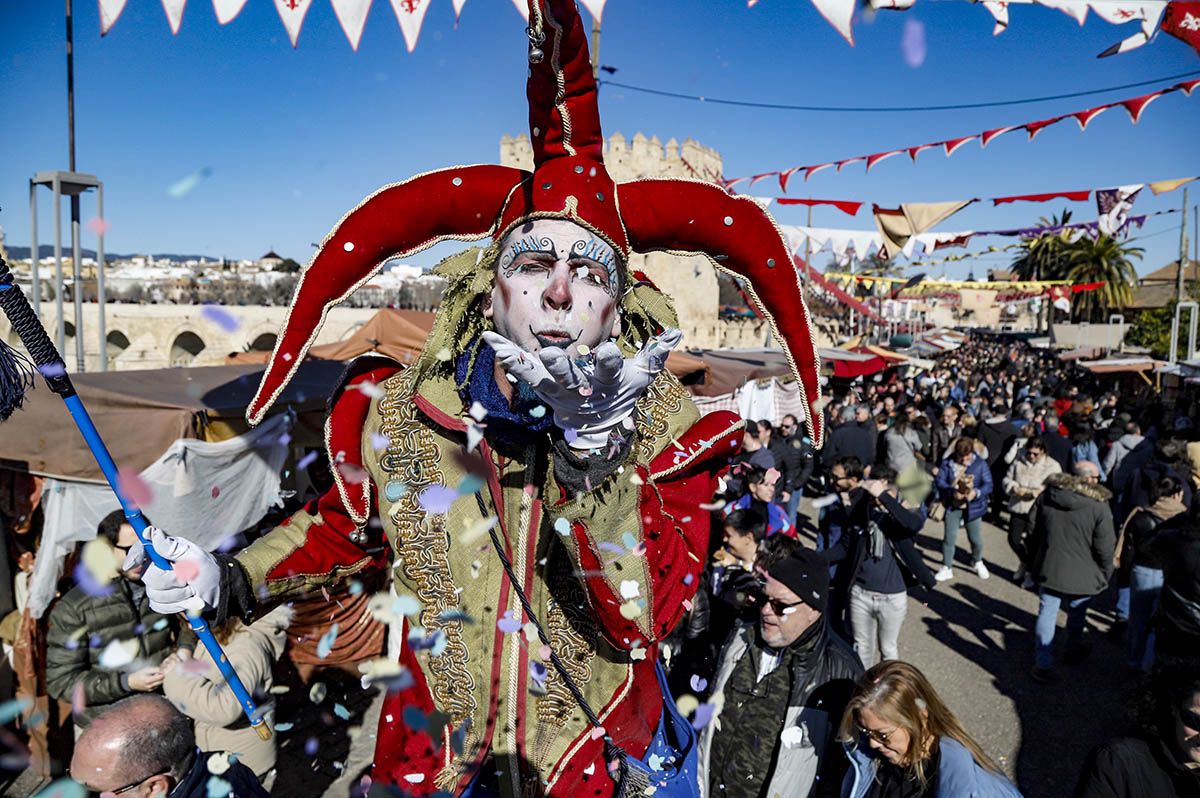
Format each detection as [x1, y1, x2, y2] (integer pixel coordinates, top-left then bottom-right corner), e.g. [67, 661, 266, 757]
[934, 566, 954, 582]
[974, 561, 990, 580]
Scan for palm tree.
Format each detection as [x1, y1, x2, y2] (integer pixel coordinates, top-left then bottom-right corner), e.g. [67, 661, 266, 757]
[1066, 234, 1143, 322]
[1010, 210, 1075, 282]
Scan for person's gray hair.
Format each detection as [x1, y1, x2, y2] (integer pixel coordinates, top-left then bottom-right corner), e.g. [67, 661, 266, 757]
[1045, 412, 1060, 427]
[840, 406, 856, 422]
[1073, 460, 1100, 479]
[100, 696, 196, 782]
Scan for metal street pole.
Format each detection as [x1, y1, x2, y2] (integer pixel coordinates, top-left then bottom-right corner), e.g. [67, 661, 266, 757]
[1178, 187, 1190, 304]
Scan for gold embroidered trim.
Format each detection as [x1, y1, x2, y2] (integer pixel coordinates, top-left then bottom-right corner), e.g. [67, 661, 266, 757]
[632, 370, 689, 465]
[378, 370, 479, 790]
[649, 418, 746, 482]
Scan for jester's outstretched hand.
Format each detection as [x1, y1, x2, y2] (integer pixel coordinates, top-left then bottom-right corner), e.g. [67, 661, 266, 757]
[482, 327, 682, 451]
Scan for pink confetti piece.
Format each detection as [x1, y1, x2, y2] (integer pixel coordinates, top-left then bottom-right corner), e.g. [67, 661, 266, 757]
[211, 486, 221, 499]
[418, 484, 459, 515]
[86, 216, 111, 236]
[116, 469, 154, 508]
[589, 726, 607, 740]
[901, 19, 927, 68]
[173, 560, 200, 582]
[338, 463, 369, 486]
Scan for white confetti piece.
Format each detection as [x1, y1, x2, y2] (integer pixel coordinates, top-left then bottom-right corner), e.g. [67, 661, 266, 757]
[619, 580, 640, 599]
[97, 639, 136, 669]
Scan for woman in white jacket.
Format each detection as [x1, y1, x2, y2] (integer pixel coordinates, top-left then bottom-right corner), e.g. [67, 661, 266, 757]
[162, 605, 291, 787]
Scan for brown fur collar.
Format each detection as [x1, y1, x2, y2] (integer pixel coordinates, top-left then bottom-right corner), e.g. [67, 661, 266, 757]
[1045, 471, 1113, 502]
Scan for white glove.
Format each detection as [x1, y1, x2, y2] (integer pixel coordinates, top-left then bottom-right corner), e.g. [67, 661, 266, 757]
[123, 526, 221, 616]
[482, 328, 682, 451]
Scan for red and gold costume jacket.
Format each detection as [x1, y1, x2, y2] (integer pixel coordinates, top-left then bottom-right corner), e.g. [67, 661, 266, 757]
[235, 360, 741, 798]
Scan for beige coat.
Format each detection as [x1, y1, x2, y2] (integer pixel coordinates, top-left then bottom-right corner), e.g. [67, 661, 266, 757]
[163, 606, 290, 779]
[1004, 453, 1062, 515]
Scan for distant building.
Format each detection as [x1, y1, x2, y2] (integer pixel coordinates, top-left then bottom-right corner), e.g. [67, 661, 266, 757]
[1129, 259, 1199, 310]
[259, 249, 284, 270]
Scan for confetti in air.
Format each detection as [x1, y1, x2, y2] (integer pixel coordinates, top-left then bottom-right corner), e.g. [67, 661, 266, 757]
[317, 623, 340, 659]
[297, 451, 319, 470]
[200, 305, 240, 332]
[116, 468, 155, 508]
[901, 19, 927, 68]
[167, 166, 213, 198]
[418, 484, 459, 515]
[86, 216, 111, 236]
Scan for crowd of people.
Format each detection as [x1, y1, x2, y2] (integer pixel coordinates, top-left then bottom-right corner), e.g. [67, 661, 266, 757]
[2, 332, 1199, 798]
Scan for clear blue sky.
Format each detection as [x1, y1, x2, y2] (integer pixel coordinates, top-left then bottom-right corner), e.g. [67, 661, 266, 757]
[1, 0, 1197, 280]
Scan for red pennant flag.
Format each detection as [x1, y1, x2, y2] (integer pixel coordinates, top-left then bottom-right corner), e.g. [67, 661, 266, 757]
[993, 190, 1092, 206]
[1071, 105, 1110, 131]
[836, 157, 866, 171]
[1024, 116, 1064, 140]
[748, 172, 775, 187]
[1162, 2, 1200, 57]
[805, 163, 834, 181]
[1121, 91, 1163, 123]
[907, 143, 936, 161]
[1179, 78, 1200, 95]
[776, 198, 864, 216]
[723, 177, 749, 190]
[1071, 281, 1106, 293]
[980, 126, 1017, 147]
[865, 150, 904, 172]
[779, 167, 802, 193]
[943, 136, 977, 156]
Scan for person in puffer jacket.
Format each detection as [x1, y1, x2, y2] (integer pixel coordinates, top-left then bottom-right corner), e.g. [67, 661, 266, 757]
[837, 660, 1022, 798]
[934, 438, 994, 583]
[162, 605, 292, 787]
[1025, 462, 1116, 684]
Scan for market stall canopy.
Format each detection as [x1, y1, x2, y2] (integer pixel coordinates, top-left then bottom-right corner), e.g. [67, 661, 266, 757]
[1077, 357, 1164, 374]
[1060, 346, 1106, 361]
[0, 361, 343, 482]
[226, 307, 710, 384]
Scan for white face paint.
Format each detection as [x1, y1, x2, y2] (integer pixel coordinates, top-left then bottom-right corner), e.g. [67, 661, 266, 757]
[485, 219, 621, 354]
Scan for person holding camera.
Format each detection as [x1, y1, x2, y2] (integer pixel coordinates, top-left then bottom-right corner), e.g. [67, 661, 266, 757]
[934, 438, 994, 582]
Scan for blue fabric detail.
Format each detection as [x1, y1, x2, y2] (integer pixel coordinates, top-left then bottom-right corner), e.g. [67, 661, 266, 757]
[456, 337, 554, 447]
[622, 661, 700, 798]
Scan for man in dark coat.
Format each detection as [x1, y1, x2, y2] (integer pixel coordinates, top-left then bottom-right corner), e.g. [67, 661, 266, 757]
[70, 695, 268, 798]
[979, 402, 1021, 517]
[1040, 412, 1073, 472]
[822, 405, 876, 473]
[1027, 461, 1116, 683]
[45, 511, 188, 729]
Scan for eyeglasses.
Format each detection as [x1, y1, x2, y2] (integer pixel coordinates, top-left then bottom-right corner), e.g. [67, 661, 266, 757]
[856, 723, 899, 745]
[762, 597, 804, 617]
[84, 770, 170, 798]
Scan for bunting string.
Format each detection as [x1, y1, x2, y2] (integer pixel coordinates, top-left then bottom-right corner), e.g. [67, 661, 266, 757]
[724, 78, 1199, 192]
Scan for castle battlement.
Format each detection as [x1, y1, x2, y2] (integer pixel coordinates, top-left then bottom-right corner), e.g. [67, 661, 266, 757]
[499, 132, 723, 184]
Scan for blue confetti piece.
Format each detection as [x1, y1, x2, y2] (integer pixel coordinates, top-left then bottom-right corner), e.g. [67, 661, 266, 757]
[384, 481, 408, 502]
[167, 166, 213, 199]
[529, 405, 547, 418]
[37, 363, 67, 379]
[553, 518, 571, 537]
[205, 776, 232, 798]
[691, 702, 716, 731]
[304, 737, 319, 756]
[333, 703, 351, 721]
[297, 451, 319, 470]
[497, 611, 523, 634]
[201, 305, 239, 333]
[458, 475, 485, 495]
[348, 580, 363, 596]
[437, 609, 474, 624]
[73, 563, 114, 599]
[418, 484, 458, 515]
[275, 722, 293, 732]
[597, 542, 624, 554]
[31, 778, 85, 798]
[429, 629, 449, 657]
[0, 698, 31, 725]
[403, 705, 428, 732]
[317, 623, 339, 659]
[621, 532, 638, 550]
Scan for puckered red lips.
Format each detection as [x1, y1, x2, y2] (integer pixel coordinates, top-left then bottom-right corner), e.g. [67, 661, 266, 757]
[531, 326, 579, 350]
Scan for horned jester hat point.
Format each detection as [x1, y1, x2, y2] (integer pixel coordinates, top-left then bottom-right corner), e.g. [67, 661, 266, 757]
[247, 0, 825, 447]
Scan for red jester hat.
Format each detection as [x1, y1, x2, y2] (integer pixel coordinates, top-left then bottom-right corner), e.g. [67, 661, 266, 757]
[246, 0, 825, 448]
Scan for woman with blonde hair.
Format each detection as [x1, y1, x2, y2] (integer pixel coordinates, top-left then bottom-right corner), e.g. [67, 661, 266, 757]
[838, 661, 1022, 797]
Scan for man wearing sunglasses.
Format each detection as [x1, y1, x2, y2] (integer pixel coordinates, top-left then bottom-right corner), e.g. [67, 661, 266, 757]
[70, 695, 267, 798]
[699, 548, 862, 798]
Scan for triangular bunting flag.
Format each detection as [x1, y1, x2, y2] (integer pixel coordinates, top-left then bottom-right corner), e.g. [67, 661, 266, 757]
[452, 0, 467, 18]
[943, 136, 977, 156]
[981, 0, 1009, 34]
[1149, 176, 1198, 195]
[579, 0, 607, 22]
[907, 143, 936, 161]
[212, 0, 249, 25]
[331, 0, 373, 50]
[980, 126, 1017, 147]
[805, 163, 834, 181]
[511, 0, 529, 22]
[1035, 0, 1089, 25]
[866, 150, 903, 172]
[1071, 105, 1109, 130]
[1120, 91, 1163, 122]
[810, 0, 857, 45]
[161, 0, 187, 34]
[1177, 78, 1200, 95]
[748, 173, 774, 187]
[1098, 29, 1152, 57]
[99, 0, 129, 34]
[274, 0, 313, 47]
[836, 157, 865, 171]
[1024, 116, 1063, 139]
[1163, 2, 1200, 56]
[779, 167, 802, 193]
[390, 0, 433, 53]
[745, 196, 774, 210]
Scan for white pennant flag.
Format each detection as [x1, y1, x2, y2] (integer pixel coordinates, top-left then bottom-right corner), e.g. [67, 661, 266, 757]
[390, 0, 433, 53]
[452, 0, 468, 19]
[980, 1, 1009, 34]
[1034, 0, 1089, 25]
[512, 0, 529, 22]
[810, 0, 856, 44]
[332, 0, 373, 50]
[1096, 184, 1144, 236]
[274, 0, 314, 47]
[579, 0, 607, 21]
[745, 196, 774, 210]
[99, 0, 129, 34]
[212, 0, 249, 24]
[161, 0, 187, 34]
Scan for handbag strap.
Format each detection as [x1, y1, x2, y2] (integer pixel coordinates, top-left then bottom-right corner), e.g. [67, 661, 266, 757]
[473, 489, 627, 762]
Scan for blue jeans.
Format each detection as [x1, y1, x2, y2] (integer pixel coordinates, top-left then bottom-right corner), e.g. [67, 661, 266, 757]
[942, 508, 984, 567]
[785, 489, 802, 529]
[1125, 565, 1164, 671]
[1116, 586, 1130, 621]
[1035, 589, 1092, 670]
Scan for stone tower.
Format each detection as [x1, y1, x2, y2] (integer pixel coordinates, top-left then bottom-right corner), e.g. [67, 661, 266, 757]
[500, 133, 725, 348]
